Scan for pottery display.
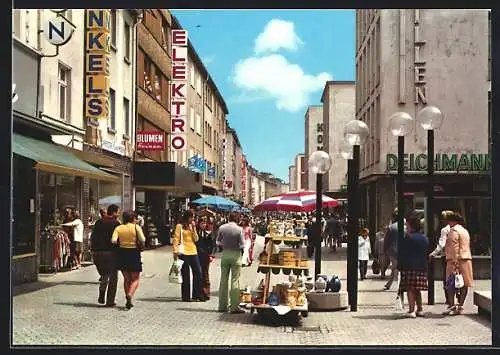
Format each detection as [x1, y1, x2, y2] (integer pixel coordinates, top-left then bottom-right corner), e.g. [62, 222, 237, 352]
[315, 276, 327, 293]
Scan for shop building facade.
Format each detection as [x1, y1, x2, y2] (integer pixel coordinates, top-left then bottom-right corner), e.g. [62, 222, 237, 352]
[321, 81, 355, 194]
[293, 153, 306, 191]
[355, 9, 490, 251]
[304, 105, 323, 191]
[11, 9, 136, 283]
[224, 127, 243, 200]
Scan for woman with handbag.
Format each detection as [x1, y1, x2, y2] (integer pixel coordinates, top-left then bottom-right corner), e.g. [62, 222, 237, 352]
[111, 211, 146, 310]
[398, 214, 429, 318]
[173, 211, 205, 302]
[443, 212, 473, 316]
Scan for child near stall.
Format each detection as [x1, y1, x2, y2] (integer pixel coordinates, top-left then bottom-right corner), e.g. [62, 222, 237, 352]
[358, 228, 371, 280]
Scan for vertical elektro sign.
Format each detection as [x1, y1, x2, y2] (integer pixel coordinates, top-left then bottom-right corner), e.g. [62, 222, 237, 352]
[84, 9, 111, 127]
[170, 29, 188, 151]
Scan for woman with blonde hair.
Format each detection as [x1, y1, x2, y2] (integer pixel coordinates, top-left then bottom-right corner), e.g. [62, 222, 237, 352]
[173, 211, 204, 302]
[442, 212, 473, 315]
[111, 211, 146, 309]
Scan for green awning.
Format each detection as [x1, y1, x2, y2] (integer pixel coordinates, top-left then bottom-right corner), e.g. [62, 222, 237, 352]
[13, 134, 119, 182]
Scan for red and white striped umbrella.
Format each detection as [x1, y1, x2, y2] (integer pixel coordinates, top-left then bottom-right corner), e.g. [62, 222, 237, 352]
[253, 191, 339, 212]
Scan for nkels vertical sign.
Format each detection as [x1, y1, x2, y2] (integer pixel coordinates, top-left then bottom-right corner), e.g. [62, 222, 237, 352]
[171, 30, 189, 151]
[84, 10, 111, 127]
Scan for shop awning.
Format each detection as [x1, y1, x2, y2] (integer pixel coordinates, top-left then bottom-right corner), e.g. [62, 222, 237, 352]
[134, 161, 202, 193]
[13, 133, 119, 182]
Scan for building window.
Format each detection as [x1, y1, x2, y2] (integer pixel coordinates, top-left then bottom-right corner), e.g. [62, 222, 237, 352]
[190, 107, 195, 130]
[144, 56, 153, 93]
[196, 113, 202, 135]
[196, 74, 202, 95]
[111, 10, 117, 48]
[109, 88, 116, 131]
[161, 18, 170, 53]
[58, 64, 71, 121]
[124, 22, 131, 62]
[123, 97, 130, 137]
[190, 64, 195, 87]
[153, 66, 161, 101]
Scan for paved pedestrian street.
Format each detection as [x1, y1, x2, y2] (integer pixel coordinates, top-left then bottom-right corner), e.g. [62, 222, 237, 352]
[12, 246, 491, 346]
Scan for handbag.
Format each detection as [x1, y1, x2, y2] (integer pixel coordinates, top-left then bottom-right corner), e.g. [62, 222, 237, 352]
[178, 226, 185, 255]
[371, 258, 381, 275]
[168, 259, 184, 284]
[135, 225, 145, 251]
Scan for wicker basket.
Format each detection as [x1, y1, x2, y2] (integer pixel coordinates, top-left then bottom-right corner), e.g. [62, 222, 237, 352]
[296, 259, 309, 268]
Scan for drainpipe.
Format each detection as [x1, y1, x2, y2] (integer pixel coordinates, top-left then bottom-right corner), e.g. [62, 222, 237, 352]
[132, 10, 143, 211]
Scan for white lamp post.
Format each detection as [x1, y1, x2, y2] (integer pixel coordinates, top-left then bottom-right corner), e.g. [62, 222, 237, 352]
[308, 150, 332, 279]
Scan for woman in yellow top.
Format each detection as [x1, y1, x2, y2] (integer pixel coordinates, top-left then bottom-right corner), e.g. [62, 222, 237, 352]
[111, 211, 146, 309]
[173, 211, 205, 302]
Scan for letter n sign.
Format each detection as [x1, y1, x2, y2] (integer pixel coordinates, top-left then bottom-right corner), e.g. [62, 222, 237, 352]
[43, 16, 74, 46]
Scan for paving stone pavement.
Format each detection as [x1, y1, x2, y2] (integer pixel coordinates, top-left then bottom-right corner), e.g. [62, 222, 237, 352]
[12, 244, 492, 346]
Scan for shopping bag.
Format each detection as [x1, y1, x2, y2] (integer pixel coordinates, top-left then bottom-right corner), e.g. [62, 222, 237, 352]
[168, 259, 184, 284]
[394, 293, 404, 312]
[454, 272, 464, 289]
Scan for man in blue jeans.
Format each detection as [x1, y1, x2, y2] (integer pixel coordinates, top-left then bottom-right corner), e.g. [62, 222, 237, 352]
[216, 213, 246, 314]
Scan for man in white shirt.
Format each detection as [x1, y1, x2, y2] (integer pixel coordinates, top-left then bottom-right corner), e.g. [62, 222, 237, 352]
[62, 210, 84, 270]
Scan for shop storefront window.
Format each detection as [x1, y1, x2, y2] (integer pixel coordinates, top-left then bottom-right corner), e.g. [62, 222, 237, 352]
[99, 180, 123, 212]
[39, 172, 80, 228]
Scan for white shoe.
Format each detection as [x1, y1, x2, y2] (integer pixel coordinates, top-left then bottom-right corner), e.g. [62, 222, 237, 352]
[406, 311, 416, 318]
[442, 306, 456, 315]
[416, 311, 425, 317]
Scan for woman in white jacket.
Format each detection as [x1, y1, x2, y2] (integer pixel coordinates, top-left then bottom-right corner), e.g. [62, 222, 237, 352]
[358, 228, 371, 280]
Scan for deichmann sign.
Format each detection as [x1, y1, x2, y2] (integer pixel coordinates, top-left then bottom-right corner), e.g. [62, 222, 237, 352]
[84, 9, 111, 127]
[386, 153, 491, 172]
[136, 131, 165, 151]
[170, 30, 189, 151]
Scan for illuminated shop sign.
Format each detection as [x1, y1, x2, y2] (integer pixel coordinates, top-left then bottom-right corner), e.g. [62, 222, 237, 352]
[84, 9, 111, 127]
[386, 153, 491, 172]
[170, 29, 188, 151]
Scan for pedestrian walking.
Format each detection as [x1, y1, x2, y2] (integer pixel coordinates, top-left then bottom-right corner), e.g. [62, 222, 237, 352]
[196, 218, 216, 300]
[326, 213, 341, 251]
[173, 211, 205, 302]
[442, 212, 473, 316]
[90, 204, 121, 307]
[383, 209, 405, 291]
[398, 214, 429, 318]
[216, 213, 246, 314]
[358, 228, 371, 280]
[61, 210, 84, 270]
[111, 211, 146, 310]
[241, 216, 254, 266]
[429, 210, 454, 304]
[374, 226, 390, 279]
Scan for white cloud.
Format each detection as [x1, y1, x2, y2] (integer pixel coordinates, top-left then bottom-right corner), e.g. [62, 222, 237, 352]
[202, 54, 216, 65]
[254, 19, 303, 54]
[232, 54, 332, 112]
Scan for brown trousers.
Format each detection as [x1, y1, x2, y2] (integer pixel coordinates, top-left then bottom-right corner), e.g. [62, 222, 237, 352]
[199, 253, 211, 298]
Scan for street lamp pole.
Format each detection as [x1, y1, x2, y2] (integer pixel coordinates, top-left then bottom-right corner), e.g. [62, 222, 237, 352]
[308, 150, 332, 279]
[315, 173, 322, 278]
[343, 120, 369, 312]
[426, 129, 435, 304]
[416, 105, 444, 305]
[389, 112, 414, 276]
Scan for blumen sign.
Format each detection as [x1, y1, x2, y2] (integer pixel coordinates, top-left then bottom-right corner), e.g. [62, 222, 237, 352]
[136, 131, 165, 151]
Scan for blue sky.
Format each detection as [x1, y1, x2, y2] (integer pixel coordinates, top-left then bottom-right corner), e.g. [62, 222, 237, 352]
[172, 10, 355, 182]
